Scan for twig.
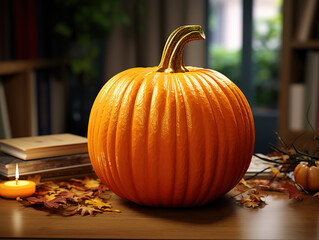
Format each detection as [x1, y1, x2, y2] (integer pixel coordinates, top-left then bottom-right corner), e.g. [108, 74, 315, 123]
[253, 153, 283, 164]
[292, 144, 319, 160]
[245, 167, 271, 181]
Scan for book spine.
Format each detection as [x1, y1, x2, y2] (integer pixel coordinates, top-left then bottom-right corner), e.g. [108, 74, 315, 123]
[25, 0, 38, 59]
[304, 51, 319, 130]
[14, 0, 27, 59]
[50, 74, 66, 134]
[289, 83, 305, 132]
[295, 0, 318, 41]
[0, 79, 12, 139]
[36, 70, 52, 135]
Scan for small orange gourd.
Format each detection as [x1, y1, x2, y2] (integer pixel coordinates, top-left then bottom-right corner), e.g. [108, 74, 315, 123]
[294, 162, 319, 192]
[88, 25, 255, 207]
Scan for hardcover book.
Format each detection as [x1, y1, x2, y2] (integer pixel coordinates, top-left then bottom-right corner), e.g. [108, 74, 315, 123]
[0, 134, 88, 160]
[0, 151, 92, 179]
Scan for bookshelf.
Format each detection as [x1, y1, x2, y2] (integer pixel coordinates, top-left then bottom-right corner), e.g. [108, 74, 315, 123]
[0, 0, 70, 139]
[0, 60, 68, 138]
[279, 0, 319, 153]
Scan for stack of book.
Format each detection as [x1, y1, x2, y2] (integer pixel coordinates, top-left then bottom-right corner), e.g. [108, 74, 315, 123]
[0, 134, 93, 179]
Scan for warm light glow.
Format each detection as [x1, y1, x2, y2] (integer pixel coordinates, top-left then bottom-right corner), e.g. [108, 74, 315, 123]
[4, 180, 29, 187]
[15, 163, 19, 180]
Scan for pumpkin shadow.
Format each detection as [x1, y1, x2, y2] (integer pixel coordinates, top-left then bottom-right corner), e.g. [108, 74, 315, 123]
[119, 195, 236, 224]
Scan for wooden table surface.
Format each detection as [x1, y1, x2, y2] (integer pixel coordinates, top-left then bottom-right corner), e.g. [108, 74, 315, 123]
[0, 189, 318, 240]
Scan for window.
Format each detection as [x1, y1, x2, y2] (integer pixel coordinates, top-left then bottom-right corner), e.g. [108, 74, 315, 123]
[207, 0, 282, 153]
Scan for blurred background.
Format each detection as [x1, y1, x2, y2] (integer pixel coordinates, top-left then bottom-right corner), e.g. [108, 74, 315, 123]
[0, 0, 293, 153]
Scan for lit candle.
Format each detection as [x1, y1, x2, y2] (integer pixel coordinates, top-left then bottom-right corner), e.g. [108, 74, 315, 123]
[0, 164, 36, 199]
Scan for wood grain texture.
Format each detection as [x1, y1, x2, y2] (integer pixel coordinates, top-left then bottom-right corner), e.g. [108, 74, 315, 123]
[0, 190, 318, 239]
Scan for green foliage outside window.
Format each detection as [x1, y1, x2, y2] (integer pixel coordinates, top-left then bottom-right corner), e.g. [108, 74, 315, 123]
[208, 8, 281, 109]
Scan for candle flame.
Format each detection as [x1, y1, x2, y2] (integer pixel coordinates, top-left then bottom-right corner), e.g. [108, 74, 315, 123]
[15, 163, 19, 185]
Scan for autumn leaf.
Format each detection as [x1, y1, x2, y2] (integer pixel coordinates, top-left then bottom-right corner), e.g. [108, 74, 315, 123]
[24, 196, 46, 205]
[18, 176, 118, 216]
[58, 190, 75, 199]
[85, 198, 112, 210]
[44, 196, 66, 209]
[97, 184, 108, 193]
[83, 178, 101, 189]
[269, 165, 285, 179]
[239, 198, 263, 208]
[283, 181, 304, 200]
[69, 205, 103, 216]
[240, 179, 254, 188]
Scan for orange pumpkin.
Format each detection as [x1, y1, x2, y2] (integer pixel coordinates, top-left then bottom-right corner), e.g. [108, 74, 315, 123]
[88, 25, 255, 207]
[294, 162, 319, 192]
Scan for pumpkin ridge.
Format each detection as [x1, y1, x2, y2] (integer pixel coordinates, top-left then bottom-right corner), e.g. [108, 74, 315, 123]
[160, 73, 178, 206]
[207, 74, 245, 190]
[141, 72, 163, 204]
[115, 69, 154, 204]
[156, 73, 172, 206]
[90, 70, 136, 195]
[145, 72, 165, 204]
[170, 74, 190, 206]
[206, 71, 252, 188]
[179, 73, 208, 206]
[108, 69, 151, 201]
[173, 74, 191, 206]
[146, 73, 168, 205]
[193, 72, 232, 203]
[171, 74, 179, 206]
[184, 72, 216, 205]
[101, 70, 141, 198]
[130, 70, 158, 204]
[186, 72, 223, 205]
[196, 71, 239, 200]
[209, 69, 255, 181]
[223, 79, 255, 183]
[88, 70, 132, 183]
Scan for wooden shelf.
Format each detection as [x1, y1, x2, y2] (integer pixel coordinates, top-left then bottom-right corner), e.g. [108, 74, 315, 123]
[279, 0, 319, 153]
[291, 40, 319, 49]
[0, 58, 69, 138]
[0, 59, 68, 75]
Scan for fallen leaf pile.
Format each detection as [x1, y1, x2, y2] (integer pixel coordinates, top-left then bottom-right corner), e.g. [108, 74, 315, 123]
[234, 179, 267, 209]
[17, 176, 121, 216]
[234, 177, 307, 209]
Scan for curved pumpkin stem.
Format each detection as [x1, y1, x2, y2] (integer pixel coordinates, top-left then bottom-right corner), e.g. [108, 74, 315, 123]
[157, 25, 205, 73]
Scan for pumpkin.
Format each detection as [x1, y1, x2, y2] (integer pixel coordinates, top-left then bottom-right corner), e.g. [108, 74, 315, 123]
[294, 162, 319, 192]
[87, 25, 255, 207]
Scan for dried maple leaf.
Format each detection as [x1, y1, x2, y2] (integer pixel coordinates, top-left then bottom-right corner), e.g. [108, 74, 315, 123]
[236, 178, 254, 192]
[18, 176, 117, 216]
[85, 198, 112, 210]
[69, 205, 103, 216]
[83, 178, 101, 189]
[44, 196, 66, 209]
[234, 187, 266, 209]
[24, 196, 46, 205]
[269, 165, 285, 179]
[240, 179, 254, 188]
[58, 190, 75, 199]
[283, 181, 304, 200]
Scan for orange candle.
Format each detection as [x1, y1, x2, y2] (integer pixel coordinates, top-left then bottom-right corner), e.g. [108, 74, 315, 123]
[0, 164, 36, 199]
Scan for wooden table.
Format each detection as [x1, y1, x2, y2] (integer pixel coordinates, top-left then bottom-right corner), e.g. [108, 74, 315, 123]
[0, 189, 318, 239]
